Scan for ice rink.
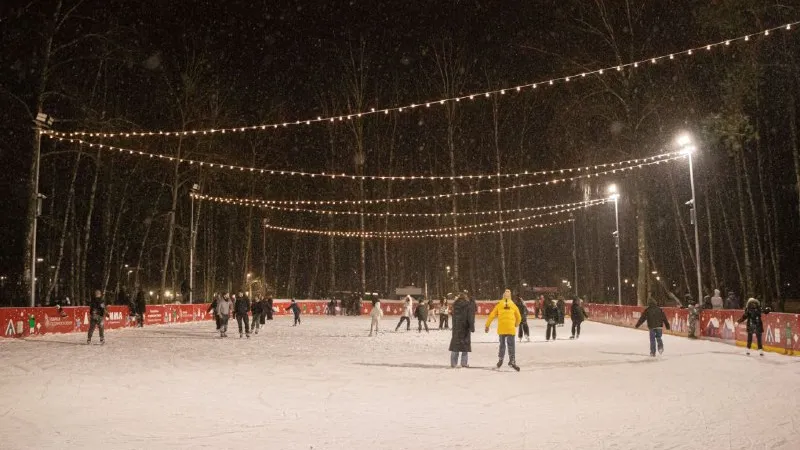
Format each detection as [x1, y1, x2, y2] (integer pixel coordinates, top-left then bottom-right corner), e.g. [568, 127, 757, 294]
[1, 315, 798, 450]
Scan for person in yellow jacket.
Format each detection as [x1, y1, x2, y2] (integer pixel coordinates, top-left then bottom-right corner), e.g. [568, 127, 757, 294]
[485, 289, 522, 371]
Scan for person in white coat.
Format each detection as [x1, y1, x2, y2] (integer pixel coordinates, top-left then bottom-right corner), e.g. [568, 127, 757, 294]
[394, 296, 413, 332]
[710, 289, 723, 310]
[369, 299, 384, 336]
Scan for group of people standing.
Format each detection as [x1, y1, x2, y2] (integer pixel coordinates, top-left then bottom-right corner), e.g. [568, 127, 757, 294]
[208, 293, 301, 338]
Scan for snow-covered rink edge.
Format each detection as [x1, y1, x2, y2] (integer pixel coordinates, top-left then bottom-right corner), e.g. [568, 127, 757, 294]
[1, 316, 798, 450]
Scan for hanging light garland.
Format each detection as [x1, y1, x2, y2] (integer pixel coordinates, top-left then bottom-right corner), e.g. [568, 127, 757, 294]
[43, 21, 797, 139]
[44, 135, 681, 182]
[206, 155, 685, 206]
[263, 218, 575, 239]
[192, 193, 607, 217]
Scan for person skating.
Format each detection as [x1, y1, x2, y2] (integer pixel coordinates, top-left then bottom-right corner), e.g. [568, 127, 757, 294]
[87, 289, 108, 345]
[134, 288, 146, 327]
[286, 299, 301, 326]
[250, 296, 263, 334]
[512, 295, 530, 342]
[368, 299, 383, 336]
[544, 299, 559, 341]
[208, 293, 221, 330]
[216, 293, 232, 338]
[570, 297, 588, 339]
[415, 298, 430, 333]
[485, 289, 522, 371]
[635, 299, 671, 356]
[265, 298, 274, 321]
[737, 298, 771, 356]
[556, 297, 566, 327]
[234, 292, 251, 338]
[395, 296, 413, 331]
[438, 298, 450, 330]
[686, 296, 700, 339]
[448, 294, 475, 368]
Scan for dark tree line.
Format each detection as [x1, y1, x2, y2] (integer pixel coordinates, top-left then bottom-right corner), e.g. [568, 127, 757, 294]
[1, 1, 799, 309]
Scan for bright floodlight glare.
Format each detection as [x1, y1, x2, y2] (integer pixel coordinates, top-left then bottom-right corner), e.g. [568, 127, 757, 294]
[681, 145, 697, 155]
[607, 184, 617, 194]
[676, 133, 692, 147]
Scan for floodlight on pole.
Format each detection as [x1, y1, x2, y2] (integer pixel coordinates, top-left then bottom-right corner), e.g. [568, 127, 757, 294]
[30, 113, 53, 307]
[676, 132, 703, 304]
[608, 184, 621, 305]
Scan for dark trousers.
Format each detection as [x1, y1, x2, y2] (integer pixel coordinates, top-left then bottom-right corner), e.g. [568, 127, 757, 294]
[518, 322, 529, 338]
[439, 315, 449, 329]
[571, 321, 581, 337]
[266, 309, 274, 320]
[498, 334, 516, 363]
[236, 314, 250, 335]
[746, 332, 763, 350]
[219, 314, 229, 334]
[395, 316, 410, 331]
[214, 314, 221, 330]
[417, 318, 429, 332]
[293, 313, 301, 325]
[546, 323, 557, 340]
[88, 315, 104, 341]
[251, 314, 260, 332]
[649, 328, 664, 355]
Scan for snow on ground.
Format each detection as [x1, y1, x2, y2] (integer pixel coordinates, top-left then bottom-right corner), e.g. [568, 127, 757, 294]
[1, 315, 799, 450]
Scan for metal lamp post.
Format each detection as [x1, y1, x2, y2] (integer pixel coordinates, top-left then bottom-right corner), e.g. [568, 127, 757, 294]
[31, 113, 53, 307]
[677, 134, 702, 303]
[608, 184, 621, 305]
[571, 214, 578, 298]
[189, 183, 199, 304]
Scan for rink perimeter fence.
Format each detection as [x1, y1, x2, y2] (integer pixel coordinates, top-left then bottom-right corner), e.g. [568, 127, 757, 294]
[2, 300, 798, 356]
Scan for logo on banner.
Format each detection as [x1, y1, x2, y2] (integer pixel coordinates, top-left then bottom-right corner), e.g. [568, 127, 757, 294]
[5, 320, 15, 336]
[44, 314, 72, 328]
[108, 311, 122, 322]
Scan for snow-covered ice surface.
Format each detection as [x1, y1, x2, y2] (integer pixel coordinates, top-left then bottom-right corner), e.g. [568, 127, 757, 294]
[1, 316, 799, 450]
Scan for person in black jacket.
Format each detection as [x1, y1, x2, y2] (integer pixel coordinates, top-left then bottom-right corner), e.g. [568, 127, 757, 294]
[208, 293, 221, 330]
[448, 294, 475, 368]
[87, 289, 107, 345]
[635, 300, 671, 356]
[134, 288, 146, 327]
[250, 297, 263, 334]
[737, 297, 770, 356]
[234, 292, 251, 338]
[512, 295, 530, 342]
[556, 297, 566, 327]
[285, 299, 301, 325]
[544, 299, 559, 341]
[266, 298, 274, 320]
[415, 299, 429, 333]
[570, 297, 587, 339]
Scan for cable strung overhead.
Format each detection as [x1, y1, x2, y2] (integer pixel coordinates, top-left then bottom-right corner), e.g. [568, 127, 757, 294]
[45, 135, 682, 182]
[43, 21, 797, 139]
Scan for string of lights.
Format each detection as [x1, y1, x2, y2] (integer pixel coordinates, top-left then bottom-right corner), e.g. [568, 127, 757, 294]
[207, 155, 685, 206]
[263, 218, 575, 239]
[44, 135, 680, 182]
[44, 21, 797, 139]
[191, 193, 608, 217]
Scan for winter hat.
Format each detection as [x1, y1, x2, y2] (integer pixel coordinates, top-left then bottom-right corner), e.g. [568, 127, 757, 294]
[746, 297, 759, 307]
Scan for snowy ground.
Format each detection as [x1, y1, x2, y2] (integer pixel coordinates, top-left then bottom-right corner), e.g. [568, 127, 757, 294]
[1, 316, 798, 450]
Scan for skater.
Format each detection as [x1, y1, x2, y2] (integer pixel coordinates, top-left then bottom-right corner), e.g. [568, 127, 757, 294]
[686, 298, 700, 339]
[216, 293, 232, 338]
[485, 289, 521, 371]
[711, 289, 724, 310]
[87, 289, 107, 345]
[208, 293, 221, 330]
[415, 298, 430, 333]
[234, 292, 251, 338]
[725, 290, 740, 310]
[438, 298, 450, 330]
[368, 299, 383, 336]
[428, 298, 438, 326]
[512, 295, 530, 342]
[395, 296, 413, 331]
[556, 297, 566, 326]
[265, 297, 274, 320]
[135, 288, 146, 327]
[251, 296, 263, 334]
[544, 299, 559, 341]
[286, 298, 301, 326]
[448, 294, 475, 368]
[635, 299, 671, 356]
[570, 297, 587, 339]
[737, 298, 771, 356]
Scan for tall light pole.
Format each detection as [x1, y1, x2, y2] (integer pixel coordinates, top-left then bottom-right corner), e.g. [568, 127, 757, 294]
[677, 134, 702, 303]
[31, 113, 53, 307]
[608, 184, 621, 305]
[189, 183, 199, 304]
[262, 218, 269, 297]
[571, 214, 578, 298]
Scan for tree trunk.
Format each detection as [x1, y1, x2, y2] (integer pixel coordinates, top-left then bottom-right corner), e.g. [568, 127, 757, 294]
[79, 148, 102, 303]
[712, 170, 743, 293]
[703, 181, 719, 290]
[635, 189, 648, 306]
[491, 97, 508, 288]
[160, 138, 184, 297]
[732, 147, 754, 297]
[44, 151, 81, 304]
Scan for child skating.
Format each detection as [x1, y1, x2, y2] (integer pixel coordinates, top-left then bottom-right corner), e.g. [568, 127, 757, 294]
[368, 299, 383, 336]
[737, 297, 771, 356]
[635, 299, 671, 356]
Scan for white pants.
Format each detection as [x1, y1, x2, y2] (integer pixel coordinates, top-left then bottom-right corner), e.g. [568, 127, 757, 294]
[370, 317, 380, 334]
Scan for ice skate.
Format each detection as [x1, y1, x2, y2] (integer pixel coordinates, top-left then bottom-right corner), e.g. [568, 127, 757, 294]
[658, 346, 663, 355]
[246, 333, 250, 339]
[759, 350, 764, 356]
[650, 352, 656, 357]
[746, 350, 750, 355]
[509, 362, 520, 372]
[461, 364, 469, 368]
[100, 339, 105, 345]
[496, 359, 503, 369]
[86, 338, 91, 345]
[526, 336, 530, 342]
[570, 335, 575, 339]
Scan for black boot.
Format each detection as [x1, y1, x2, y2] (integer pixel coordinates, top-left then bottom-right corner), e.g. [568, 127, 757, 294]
[496, 358, 503, 369]
[509, 361, 520, 372]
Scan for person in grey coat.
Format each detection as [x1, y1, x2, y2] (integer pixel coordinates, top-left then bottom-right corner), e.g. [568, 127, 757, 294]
[448, 294, 475, 368]
[216, 294, 232, 338]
